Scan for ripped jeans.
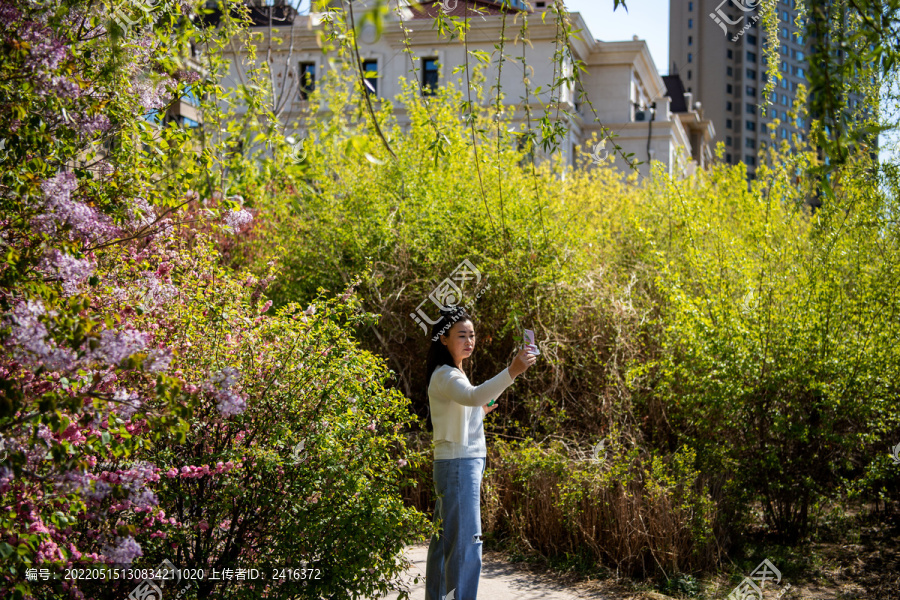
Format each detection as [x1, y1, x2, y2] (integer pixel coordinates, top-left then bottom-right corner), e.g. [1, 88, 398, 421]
[424, 457, 486, 600]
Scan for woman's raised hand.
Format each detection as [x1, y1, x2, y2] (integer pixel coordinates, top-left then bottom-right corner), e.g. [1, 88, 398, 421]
[508, 346, 538, 379]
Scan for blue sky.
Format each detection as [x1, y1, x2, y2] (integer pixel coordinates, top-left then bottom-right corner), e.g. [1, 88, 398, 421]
[564, 0, 670, 74]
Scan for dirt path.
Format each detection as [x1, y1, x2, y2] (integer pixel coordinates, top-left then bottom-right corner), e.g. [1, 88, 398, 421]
[369, 543, 629, 600]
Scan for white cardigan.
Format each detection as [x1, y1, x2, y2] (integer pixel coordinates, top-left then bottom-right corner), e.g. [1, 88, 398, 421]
[428, 364, 515, 446]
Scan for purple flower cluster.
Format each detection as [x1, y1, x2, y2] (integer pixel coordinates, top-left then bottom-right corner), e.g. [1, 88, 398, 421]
[62, 470, 111, 503]
[223, 208, 253, 233]
[77, 114, 111, 136]
[127, 197, 155, 230]
[103, 536, 143, 564]
[138, 272, 176, 309]
[5, 300, 76, 370]
[33, 172, 117, 243]
[40, 249, 94, 295]
[20, 22, 83, 99]
[22, 24, 68, 75]
[143, 347, 173, 373]
[0, 0, 22, 26]
[204, 367, 247, 417]
[132, 78, 170, 110]
[99, 462, 160, 510]
[113, 389, 142, 418]
[91, 329, 150, 366]
[174, 69, 200, 84]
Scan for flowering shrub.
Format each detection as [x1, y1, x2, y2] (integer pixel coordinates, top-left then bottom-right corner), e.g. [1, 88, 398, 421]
[0, 1, 429, 598]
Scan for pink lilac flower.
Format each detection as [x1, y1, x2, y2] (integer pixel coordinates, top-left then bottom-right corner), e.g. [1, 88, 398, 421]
[204, 367, 247, 417]
[104, 536, 142, 564]
[223, 208, 253, 233]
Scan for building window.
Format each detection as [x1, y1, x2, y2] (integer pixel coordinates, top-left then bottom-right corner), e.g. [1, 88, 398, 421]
[781, 27, 789, 38]
[182, 84, 202, 107]
[782, 9, 789, 19]
[727, 66, 733, 76]
[726, 136, 733, 146]
[746, 138, 756, 148]
[688, 52, 692, 63]
[422, 58, 438, 96]
[746, 120, 756, 131]
[781, 77, 788, 88]
[688, 18, 693, 28]
[726, 118, 733, 129]
[746, 51, 757, 63]
[687, 69, 692, 80]
[726, 101, 733, 111]
[361, 59, 378, 96]
[748, 34, 757, 45]
[727, 83, 733, 94]
[746, 102, 755, 114]
[746, 85, 757, 96]
[299, 62, 316, 100]
[689, 1, 693, 9]
[796, 66, 805, 78]
[746, 155, 757, 166]
[726, 153, 732, 162]
[688, 35, 693, 45]
[727, 49, 733, 59]
[747, 68, 756, 79]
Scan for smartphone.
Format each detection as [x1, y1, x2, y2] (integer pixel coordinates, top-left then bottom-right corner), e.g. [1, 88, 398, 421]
[523, 329, 540, 355]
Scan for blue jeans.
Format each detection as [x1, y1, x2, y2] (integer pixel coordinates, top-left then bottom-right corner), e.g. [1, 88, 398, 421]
[425, 457, 486, 600]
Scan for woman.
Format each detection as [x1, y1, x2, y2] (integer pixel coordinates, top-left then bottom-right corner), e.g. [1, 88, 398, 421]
[424, 306, 537, 600]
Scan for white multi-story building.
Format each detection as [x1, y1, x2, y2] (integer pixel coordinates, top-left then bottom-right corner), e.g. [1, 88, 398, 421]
[218, 0, 714, 179]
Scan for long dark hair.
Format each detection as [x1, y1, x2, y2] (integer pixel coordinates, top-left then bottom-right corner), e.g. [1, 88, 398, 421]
[425, 306, 473, 385]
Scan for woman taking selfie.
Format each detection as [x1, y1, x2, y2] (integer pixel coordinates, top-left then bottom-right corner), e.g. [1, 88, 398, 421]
[424, 306, 537, 600]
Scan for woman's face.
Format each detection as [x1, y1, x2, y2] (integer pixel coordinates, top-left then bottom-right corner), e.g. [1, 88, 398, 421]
[440, 319, 475, 364]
